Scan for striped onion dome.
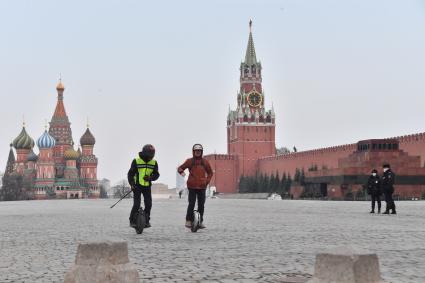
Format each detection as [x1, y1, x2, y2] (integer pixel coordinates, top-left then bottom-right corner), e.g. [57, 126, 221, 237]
[13, 127, 35, 150]
[64, 147, 79, 160]
[37, 130, 56, 149]
[27, 150, 39, 162]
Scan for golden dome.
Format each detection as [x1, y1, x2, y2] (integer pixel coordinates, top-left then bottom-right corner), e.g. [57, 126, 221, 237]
[56, 80, 65, 90]
[64, 147, 79, 160]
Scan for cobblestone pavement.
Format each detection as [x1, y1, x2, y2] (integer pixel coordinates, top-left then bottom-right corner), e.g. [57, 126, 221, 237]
[1, 199, 425, 282]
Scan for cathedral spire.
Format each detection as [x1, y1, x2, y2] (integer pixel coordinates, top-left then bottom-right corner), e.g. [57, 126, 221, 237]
[244, 20, 257, 65]
[53, 79, 67, 117]
[5, 143, 16, 175]
[50, 79, 73, 145]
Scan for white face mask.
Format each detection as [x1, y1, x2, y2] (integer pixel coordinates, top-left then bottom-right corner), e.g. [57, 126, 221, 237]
[383, 168, 389, 173]
[372, 173, 377, 176]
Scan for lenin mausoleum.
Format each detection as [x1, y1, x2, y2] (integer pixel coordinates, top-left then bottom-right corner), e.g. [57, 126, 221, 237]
[3, 81, 99, 199]
[204, 23, 425, 200]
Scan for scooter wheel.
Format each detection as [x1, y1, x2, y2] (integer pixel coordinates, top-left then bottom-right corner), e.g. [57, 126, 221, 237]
[135, 208, 146, 234]
[191, 210, 200, 233]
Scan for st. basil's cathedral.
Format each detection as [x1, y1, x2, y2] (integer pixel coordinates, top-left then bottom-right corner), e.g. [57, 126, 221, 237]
[4, 80, 99, 199]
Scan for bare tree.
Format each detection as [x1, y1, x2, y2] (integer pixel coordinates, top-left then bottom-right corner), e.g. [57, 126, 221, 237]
[113, 180, 131, 199]
[276, 147, 291, 155]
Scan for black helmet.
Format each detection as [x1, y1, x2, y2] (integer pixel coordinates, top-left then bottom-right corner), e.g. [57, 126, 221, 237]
[141, 144, 155, 159]
[382, 163, 391, 169]
[371, 169, 378, 174]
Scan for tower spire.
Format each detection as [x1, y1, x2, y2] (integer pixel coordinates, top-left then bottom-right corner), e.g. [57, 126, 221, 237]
[50, 79, 73, 145]
[53, 79, 67, 116]
[244, 20, 257, 65]
[5, 143, 16, 175]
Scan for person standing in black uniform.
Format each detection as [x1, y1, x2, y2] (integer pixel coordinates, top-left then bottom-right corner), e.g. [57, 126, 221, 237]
[381, 163, 396, 214]
[367, 169, 381, 213]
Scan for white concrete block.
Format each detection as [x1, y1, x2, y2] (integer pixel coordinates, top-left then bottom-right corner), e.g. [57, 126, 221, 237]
[309, 247, 383, 283]
[64, 241, 139, 283]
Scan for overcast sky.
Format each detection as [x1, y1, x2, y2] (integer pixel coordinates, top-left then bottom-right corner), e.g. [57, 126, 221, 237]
[1, 0, 425, 187]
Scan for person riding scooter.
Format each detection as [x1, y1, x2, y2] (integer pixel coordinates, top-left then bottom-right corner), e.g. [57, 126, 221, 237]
[127, 144, 160, 228]
[177, 144, 213, 229]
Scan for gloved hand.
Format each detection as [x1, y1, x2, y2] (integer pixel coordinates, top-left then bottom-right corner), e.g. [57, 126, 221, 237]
[143, 175, 152, 181]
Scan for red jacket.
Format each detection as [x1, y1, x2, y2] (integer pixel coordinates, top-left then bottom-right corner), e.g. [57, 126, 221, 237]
[178, 157, 213, 189]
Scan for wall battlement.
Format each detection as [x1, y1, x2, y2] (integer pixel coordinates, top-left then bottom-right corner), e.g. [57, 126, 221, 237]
[259, 143, 357, 161]
[259, 132, 425, 162]
[391, 132, 425, 143]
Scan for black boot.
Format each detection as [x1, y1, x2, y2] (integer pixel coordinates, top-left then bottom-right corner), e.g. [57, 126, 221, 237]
[144, 214, 151, 228]
[370, 210, 375, 213]
[391, 209, 397, 214]
[383, 210, 390, 214]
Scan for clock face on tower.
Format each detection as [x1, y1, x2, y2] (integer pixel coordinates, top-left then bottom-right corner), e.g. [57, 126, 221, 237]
[247, 91, 262, 107]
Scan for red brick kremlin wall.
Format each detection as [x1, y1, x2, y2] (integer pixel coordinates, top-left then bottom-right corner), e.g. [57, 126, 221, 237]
[396, 133, 425, 165]
[258, 132, 425, 179]
[204, 154, 238, 193]
[205, 133, 425, 194]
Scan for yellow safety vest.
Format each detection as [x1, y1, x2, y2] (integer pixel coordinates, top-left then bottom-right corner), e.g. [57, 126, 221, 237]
[134, 158, 157, 187]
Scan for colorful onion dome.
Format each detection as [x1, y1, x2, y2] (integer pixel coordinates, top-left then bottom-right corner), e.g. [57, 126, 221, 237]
[27, 151, 39, 162]
[13, 127, 35, 150]
[37, 130, 56, 149]
[64, 147, 79, 160]
[80, 128, 96, 146]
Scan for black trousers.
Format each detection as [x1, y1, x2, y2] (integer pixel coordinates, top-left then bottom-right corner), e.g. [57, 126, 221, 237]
[384, 192, 396, 212]
[186, 188, 206, 222]
[371, 194, 381, 211]
[130, 187, 152, 224]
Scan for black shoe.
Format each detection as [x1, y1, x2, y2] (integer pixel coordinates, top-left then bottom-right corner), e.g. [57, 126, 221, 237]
[391, 210, 397, 214]
[144, 223, 151, 228]
[383, 211, 390, 214]
[370, 210, 375, 213]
